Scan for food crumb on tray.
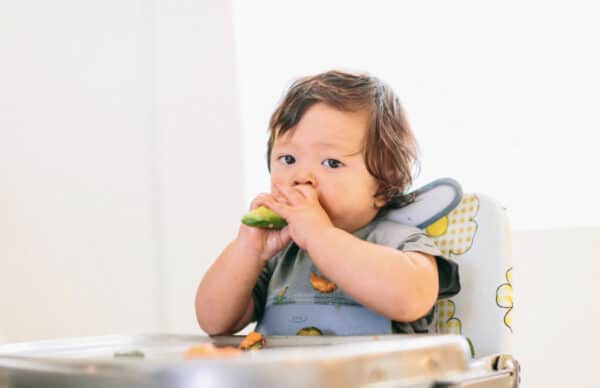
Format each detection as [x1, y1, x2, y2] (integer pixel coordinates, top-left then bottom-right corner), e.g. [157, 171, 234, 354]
[113, 350, 145, 358]
[184, 331, 266, 359]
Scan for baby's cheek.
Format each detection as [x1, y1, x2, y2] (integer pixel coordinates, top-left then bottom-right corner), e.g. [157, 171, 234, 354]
[270, 178, 285, 192]
[317, 192, 339, 219]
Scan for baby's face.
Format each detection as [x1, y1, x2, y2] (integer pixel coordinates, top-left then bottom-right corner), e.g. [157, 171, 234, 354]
[270, 103, 382, 232]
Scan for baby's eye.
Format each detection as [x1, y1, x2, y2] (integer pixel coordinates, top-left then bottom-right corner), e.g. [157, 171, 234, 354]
[322, 159, 343, 169]
[278, 155, 296, 165]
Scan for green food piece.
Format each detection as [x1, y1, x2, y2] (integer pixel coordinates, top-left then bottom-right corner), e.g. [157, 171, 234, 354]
[296, 327, 323, 336]
[241, 206, 287, 229]
[114, 350, 145, 358]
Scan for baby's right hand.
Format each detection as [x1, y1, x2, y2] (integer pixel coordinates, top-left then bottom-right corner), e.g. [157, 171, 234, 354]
[235, 194, 291, 263]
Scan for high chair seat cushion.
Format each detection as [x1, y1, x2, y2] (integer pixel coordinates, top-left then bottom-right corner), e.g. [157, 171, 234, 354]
[387, 178, 513, 357]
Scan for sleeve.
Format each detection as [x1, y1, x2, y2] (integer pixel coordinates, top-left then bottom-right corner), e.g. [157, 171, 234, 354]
[251, 255, 277, 322]
[369, 220, 461, 300]
[398, 233, 461, 299]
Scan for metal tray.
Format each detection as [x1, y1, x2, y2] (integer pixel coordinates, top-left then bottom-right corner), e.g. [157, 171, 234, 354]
[0, 334, 518, 388]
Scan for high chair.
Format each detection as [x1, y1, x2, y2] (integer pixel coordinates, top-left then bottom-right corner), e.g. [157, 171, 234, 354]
[386, 178, 520, 385]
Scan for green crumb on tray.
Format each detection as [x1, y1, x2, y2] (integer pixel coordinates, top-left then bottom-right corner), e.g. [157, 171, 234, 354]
[241, 206, 287, 229]
[114, 350, 145, 358]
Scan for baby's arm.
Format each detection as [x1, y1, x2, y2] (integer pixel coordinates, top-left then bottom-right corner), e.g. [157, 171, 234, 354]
[258, 185, 438, 323]
[195, 238, 263, 335]
[195, 194, 291, 335]
[307, 228, 439, 322]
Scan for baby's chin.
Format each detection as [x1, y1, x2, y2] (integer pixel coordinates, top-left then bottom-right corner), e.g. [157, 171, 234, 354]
[331, 216, 374, 234]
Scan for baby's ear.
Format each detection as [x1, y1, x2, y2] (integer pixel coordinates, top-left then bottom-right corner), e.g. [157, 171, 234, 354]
[373, 195, 387, 209]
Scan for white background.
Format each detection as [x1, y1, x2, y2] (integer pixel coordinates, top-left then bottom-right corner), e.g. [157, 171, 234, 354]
[234, 0, 600, 231]
[0, 0, 245, 340]
[1, 1, 599, 387]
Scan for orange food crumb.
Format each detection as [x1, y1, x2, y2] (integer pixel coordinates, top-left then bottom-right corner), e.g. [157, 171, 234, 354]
[310, 272, 337, 293]
[184, 343, 241, 359]
[239, 331, 265, 350]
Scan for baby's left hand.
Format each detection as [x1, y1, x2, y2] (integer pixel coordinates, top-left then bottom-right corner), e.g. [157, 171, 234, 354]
[260, 184, 334, 251]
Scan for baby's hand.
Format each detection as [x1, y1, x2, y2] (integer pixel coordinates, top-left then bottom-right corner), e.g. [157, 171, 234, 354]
[261, 184, 334, 251]
[236, 194, 292, 263]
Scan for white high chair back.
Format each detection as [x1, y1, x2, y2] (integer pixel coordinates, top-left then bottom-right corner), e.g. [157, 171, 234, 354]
[386, 180, 513, 357]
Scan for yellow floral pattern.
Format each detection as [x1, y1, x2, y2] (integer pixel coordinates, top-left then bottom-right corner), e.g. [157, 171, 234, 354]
[426, 194, 480, 256]
[496, 267, 513, 332]
[427, 195, 479, 340]
[436, 299, 462, 334]
[424, 191, 513, 354]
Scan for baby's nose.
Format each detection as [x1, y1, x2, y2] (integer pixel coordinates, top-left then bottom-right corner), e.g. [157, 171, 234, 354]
[293, 171, 317, 187]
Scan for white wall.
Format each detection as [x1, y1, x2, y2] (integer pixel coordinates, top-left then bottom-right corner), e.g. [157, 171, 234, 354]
[232, 0, 600, 232]
[155, 0, 244, 334]
[0, 1, 161, 341]
[0, 0, 243, 341]
[513, 226, 599, 388]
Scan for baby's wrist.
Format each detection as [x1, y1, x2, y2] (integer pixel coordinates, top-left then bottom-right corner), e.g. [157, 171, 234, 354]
[232, 234, 267, 264]
[305, 224, 340, 256]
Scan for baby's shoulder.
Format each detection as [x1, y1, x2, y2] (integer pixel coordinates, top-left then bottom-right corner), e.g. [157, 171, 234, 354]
[366, 219, 426, 248]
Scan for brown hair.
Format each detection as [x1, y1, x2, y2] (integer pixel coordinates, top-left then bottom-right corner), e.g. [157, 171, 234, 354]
[267, 70, 419, 209]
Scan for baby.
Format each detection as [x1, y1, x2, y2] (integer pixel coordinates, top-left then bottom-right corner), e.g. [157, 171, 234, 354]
[195, 70, 460, 336]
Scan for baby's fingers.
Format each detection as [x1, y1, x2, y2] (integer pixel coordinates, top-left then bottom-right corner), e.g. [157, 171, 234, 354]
[260, 196, 290, 220]
[275, 226, 291, 247]
[274, 184, 305, 205]
[292, 184, 320, 203]
[250, 193, 276, 210]
[271, 186, 290, 206]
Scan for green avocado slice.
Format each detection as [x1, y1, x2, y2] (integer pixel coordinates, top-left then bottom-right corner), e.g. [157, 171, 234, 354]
[241, 206, 287, 229]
